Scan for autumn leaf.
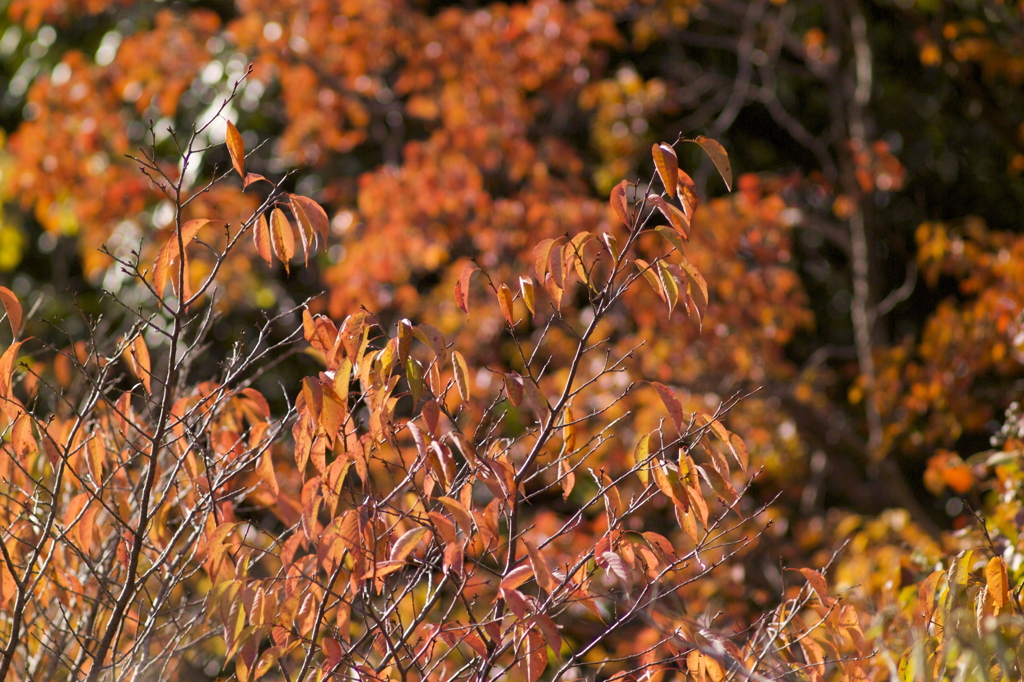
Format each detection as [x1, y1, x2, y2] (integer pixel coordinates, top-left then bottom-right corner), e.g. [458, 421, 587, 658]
[454, 264, 478, 314]
[610, 179, 631, 226]
[689, 135, 733, 191]
[269, 208, 295, 274]
[497, 283, 515, 326]
[650, 381, 684, 432]
[225, 120, 245, 178]
[652, 143, 679, 199]
[452, 350, 470, 402]
[0, 287, 23, 339]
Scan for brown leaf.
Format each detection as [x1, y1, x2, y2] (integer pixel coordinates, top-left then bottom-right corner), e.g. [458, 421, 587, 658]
[0, 287, 23, 339]
[690, 136, 733, 191]
[652, 143, 679, 199]
[225, 120, 245, 178]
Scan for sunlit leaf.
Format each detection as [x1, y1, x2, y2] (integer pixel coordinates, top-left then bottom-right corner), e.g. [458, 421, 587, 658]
[0, 287, 23, 339]
[269, 208, 295, 274]
[452, 350, 470, 402]
[652, 143, 679, 199]
[225, 120, 245, 178]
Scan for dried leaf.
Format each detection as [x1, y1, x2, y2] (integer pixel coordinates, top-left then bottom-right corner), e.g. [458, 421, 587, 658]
[225, 120, 245, 178]
[652, 143, 679, 199]
[690, 135, 733, 191]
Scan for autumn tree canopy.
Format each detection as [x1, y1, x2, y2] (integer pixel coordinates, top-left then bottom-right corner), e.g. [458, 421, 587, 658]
[1, 0, 1024, 680]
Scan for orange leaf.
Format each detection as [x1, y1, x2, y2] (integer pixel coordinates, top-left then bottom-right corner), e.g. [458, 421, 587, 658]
[0, 287, 23, 339]
[225, 120, 245, 178]
[501, 564, 534, 590]
[610, 179, 631, 226]
[454, 264, 478, 314]
[131, 334, 152, 394]
[650, 381, 684, 432]
[253, 212, 273, 267]
[796, 567, 836, 607]
[289, 194, 330, 245]
[390, 527, 428, 562]
[524, 539, 555, 595]
[497, 283, 515, 326]
[652, 143, 679, 199]
[269, 208, 295, 274]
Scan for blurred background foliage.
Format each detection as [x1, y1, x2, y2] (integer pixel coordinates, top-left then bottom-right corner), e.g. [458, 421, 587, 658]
[2, 0, 1024, 674]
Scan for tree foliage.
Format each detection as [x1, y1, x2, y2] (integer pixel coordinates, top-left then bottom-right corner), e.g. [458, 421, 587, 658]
[1, 0, 1024, 680]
